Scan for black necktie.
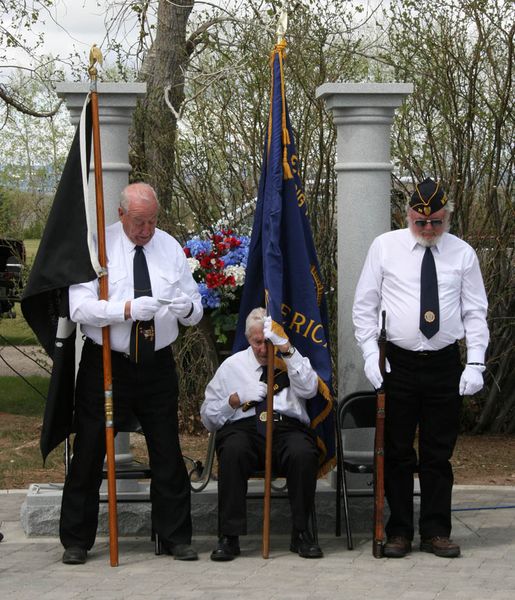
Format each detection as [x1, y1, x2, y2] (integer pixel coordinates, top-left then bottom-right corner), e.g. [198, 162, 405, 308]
[420, 246, 439, 339]
[129, 245, 155, 364]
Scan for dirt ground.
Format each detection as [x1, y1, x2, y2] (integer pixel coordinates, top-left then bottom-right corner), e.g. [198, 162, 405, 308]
[1, 412, 514, 489]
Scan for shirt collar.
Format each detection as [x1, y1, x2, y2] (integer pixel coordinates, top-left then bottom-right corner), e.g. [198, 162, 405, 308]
[406, 227, 445, 253]
[246, 346, 264, 371]
[120, 225, 155, 255]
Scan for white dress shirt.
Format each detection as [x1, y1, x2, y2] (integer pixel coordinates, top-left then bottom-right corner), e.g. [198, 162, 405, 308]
[201, 346, 319, 432]
[352, 228, 489, 363]
[69, 221, 203, 352]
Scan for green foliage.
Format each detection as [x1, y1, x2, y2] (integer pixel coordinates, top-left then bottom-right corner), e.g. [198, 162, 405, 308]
[0, 376, 48, 416]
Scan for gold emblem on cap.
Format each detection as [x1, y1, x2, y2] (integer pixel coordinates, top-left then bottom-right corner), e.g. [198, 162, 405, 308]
[424, 310, 436, 323]
[259, 412, 267, 422]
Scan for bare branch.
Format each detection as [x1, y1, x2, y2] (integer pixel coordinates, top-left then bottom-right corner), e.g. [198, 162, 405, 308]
[0, 84, 62, 118]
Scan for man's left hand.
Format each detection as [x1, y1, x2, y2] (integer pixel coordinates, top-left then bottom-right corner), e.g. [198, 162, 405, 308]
[263, 315, 288, 346]
[168, 290, 193, 318]
[459, 365, 485, 396]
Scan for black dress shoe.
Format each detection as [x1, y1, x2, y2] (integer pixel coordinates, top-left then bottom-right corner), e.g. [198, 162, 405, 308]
[210, 535, 241, 562]
[161, 542, 198, 561]
[62, 546, 87, 564]
[290, 530, 323, 559]
[383, 536, 412, 558]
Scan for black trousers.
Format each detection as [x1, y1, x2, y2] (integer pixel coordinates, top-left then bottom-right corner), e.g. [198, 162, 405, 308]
[215, 417, 319, 536]
[59, 340, 191, 550]
[384, 342, 462, 541]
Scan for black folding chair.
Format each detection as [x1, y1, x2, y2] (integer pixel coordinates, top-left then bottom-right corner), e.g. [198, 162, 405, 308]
[335, 391, 377, 550]
[65, 423, 162, 555]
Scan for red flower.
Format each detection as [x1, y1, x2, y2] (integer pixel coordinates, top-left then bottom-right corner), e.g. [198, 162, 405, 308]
[183, 247, 191, 257]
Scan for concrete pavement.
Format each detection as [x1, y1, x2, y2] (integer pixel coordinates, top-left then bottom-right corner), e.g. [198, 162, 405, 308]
[1, 486, 515, 600]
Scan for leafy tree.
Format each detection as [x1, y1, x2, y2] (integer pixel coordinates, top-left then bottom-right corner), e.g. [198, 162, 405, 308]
[0, 0, 62, 116]
[0, 64, 73, 236]
[379, 0, 514, 431]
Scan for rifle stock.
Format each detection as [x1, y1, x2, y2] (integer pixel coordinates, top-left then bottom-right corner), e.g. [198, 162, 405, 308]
[373, 310, 387, 558]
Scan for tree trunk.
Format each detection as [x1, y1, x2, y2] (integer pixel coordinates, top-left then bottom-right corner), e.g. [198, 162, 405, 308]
[139, 0, 194, 212]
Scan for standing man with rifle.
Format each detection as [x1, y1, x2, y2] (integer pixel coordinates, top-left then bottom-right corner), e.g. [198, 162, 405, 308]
[60, 182, 203, 564]
[352, 178, 489, 558]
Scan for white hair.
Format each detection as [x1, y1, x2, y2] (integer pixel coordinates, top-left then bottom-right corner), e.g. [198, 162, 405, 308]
[120, 182, 160, 213]
[245, 307, 266, 338]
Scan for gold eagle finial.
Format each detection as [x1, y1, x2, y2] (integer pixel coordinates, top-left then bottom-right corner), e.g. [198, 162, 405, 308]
[88, 44, 103, 81]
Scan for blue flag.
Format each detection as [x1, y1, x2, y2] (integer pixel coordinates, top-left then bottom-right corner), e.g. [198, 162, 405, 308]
[234, 41, 335, 475]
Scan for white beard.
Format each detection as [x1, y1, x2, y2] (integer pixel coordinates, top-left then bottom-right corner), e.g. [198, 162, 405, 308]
[412, 232, 440, 247]
[409, 218, 450, 247]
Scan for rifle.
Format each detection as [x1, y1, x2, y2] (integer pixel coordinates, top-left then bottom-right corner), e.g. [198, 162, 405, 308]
[373, 310, 387, 558]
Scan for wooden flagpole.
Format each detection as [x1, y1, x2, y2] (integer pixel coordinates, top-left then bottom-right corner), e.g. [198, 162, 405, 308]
[261, 10, 288, 559]
[262, 340, 275, 558]
[88, 45, 119, 567]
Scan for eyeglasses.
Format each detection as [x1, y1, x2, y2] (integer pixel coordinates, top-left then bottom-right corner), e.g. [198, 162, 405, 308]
[413, 219, 444, 228]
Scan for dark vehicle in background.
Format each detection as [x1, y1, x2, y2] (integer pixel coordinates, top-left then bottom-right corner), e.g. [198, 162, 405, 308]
[0, 238, 26, 318]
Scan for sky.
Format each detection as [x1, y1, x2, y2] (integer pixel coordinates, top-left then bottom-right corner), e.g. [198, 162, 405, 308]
[4, 0, 144, 78]
[4, 0, 384, 77]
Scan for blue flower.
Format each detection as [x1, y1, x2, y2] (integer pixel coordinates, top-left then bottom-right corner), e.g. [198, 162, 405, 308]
[198, 283, 221, 309]
[185, 238, 212, 258]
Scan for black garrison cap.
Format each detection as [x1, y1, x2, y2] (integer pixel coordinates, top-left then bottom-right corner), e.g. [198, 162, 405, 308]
[409, 177, 448, 216]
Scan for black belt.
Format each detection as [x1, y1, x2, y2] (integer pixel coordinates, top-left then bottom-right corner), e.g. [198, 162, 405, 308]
[387, 341, 458, 358]
[271, 411, 302, 426]
[83, 337, 171, 361]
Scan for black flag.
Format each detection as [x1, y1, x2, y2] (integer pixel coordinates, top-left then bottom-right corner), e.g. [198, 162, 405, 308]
[21, 95, 100, 461]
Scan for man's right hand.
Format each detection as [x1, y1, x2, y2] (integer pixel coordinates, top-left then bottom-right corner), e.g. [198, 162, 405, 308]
[364, 351, 391, 390]
[130, 296, 162, 321]
[237, 381, 267, 405]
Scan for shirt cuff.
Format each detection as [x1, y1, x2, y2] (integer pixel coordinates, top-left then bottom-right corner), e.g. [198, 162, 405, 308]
[105, 300, 127, 323]
[283, 347, 305, 371]
[466, 348, 486, 364]
[221, 399, 237, 420]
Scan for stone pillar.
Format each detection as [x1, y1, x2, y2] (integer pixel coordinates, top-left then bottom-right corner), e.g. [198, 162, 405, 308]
[316, 83, 412, 398]
[55, 83, 146, 485]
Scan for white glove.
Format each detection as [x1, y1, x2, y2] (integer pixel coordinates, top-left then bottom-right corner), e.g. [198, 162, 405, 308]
[364, 351, 391, 390]
[459, 365, 485, 396]
[263, 315, 288, 346]
[167, 290, 193, 319]
[238, 381, 267, 405]
[130, 296, 162, 321]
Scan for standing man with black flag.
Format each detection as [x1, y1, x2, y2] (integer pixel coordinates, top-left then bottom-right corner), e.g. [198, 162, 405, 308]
[353, 177, 489, 559]
[59, 182, 203, 564]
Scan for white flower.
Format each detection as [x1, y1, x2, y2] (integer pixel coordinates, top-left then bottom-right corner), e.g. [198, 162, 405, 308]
[224, 264, 246, 286]
[187, 257, 200, 273]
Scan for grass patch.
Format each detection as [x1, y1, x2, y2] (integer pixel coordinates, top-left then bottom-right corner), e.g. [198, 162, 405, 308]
[23, 239, 40, 260]
[0, 376, 49, 416]
[0, 238, 40, 345]
[0, 304, 38, 345]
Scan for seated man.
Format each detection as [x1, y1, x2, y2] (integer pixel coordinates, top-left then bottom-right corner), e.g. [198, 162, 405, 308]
[201, 307, 322, 561]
